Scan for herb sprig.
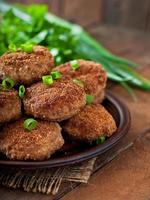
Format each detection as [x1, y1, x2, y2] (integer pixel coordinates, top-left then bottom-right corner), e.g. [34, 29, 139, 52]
[0, 3, 150, 92]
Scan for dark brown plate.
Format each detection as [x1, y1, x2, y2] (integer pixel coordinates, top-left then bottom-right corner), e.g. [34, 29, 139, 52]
[0, 90, 131, 169]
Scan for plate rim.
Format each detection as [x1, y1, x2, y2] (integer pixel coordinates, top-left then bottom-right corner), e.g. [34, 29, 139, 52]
[0, 90, 131, 169]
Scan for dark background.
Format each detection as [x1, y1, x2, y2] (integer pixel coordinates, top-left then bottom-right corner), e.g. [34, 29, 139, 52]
[5, 0, 150, 31]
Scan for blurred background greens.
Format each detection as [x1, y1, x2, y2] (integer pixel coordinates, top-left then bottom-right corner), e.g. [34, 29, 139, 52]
[0, 0, 150, 93]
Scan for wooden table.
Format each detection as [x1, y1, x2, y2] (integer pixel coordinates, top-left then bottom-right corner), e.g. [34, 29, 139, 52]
[0, 25, 150, 200]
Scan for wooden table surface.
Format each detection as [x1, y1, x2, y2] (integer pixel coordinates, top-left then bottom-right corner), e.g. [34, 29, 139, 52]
[0, 25, 150, 200]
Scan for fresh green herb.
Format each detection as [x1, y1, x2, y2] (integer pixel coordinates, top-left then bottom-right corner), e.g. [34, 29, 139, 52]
[20, 43, 33, 53]
[70, 60, 79, 71]
[55, 56, 63, 65]
[2, 78, 15, 89]
[8, 43, 17, 52]
[42, 75, 53, 85]
[51, 48, 59, 57]
[29, 30, 48, 44]
[73, 79, 84, 87]
[96, 136, 106, 145]
[23, 118, 38, 131]
[64, 49, 72, 55]
[86, 94, 93, 105]
[51, 71, 61, 79]
[19, 85, 25, 98]
[0, 3, 150, 92]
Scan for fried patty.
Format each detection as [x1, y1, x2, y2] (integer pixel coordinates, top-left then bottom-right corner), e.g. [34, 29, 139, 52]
[0, 45, 54, 85]
[53, 60, 107, 103]
[0, 89, 21, 123]
[0, 119, 64, 160]
[23, 80, 86, 122]
[63, 104, 117, 142]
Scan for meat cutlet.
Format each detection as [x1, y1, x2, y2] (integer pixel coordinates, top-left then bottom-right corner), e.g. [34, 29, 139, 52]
[53, 60, 107, 103]
[23, 80, 86, 121]
[0, 45, 54, 85]
[63, 104, 117, 142]
[0, 119, 64, 160]
[0, 89, 21, 123]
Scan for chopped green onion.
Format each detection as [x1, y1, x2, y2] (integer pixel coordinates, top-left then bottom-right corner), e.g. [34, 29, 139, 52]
[42, 75, 53, 85]
[23, 118, 38, 131]
[8, 43, 17, 52]
[19, 85, 25, 98]
[20, 43, 33, 53]
[73, 79, 84, 87]
[96, 136, 106, 145]
[2, 78, 15, 90]
[70, 60, 79, 70]
[51, 71, 61, 79]
[86, 94, 93, 105]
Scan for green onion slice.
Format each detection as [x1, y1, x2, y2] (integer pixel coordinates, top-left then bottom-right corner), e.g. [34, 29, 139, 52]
[20, 43, 33, 53]
[51, 71, 61, 79]
[19, 85, 25, 98]
[2, 78, 15, 90]
[70, 60, 79, 70]
[8, 43, 17, 52]
[96, 136, 106, 145]
[73, 79, 84, 87]
[23, 118, 38, 131]
[86, 94, 93, 105]
[42, 75, 53, 85]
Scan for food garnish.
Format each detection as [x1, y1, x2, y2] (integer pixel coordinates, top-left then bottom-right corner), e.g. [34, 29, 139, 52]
[51, 71, 61, 79]
[96, 136, 106, 145]
[19, 85, 25, 98]
[70, 60, 79, 71]
[8, 43, 17, 52]
[86, 94, 93, 105]
[2, 78, 15, 90]
[23, 118, 37, 131]
[1, 4, 150, 91]
[20, 43, 33, 53]
[42, 75, 53, 85]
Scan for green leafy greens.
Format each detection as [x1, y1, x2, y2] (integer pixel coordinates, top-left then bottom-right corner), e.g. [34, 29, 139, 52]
[0, 3, 150, 91]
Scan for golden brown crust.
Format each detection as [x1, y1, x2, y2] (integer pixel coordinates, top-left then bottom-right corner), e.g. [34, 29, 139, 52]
[0, 89, 21, 123]
[0, 45, 54, 85]
[0, 119, 64, 160]
[63, 104, 117, 142]
[23, 80, 86, 122]
[53, 60, 107, 103]
[94, 88, 105, 103]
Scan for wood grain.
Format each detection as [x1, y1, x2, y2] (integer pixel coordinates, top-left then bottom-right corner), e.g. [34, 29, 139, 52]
[105, 0, 150, 31]
[6, 0, 150, 31]
[0, 25, 150, 199]
[63, 0, 103, 27]
[48, 0, 65, 17]
[62, 26, 150, 200]
[63, 129, 150, 200]
[6, 0, 103, 27]
[88, 25, 150, 65]
[119, 0, 150, 30]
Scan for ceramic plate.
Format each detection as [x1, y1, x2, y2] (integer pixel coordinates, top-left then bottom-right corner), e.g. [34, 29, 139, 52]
[0, 90, 131, 169]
